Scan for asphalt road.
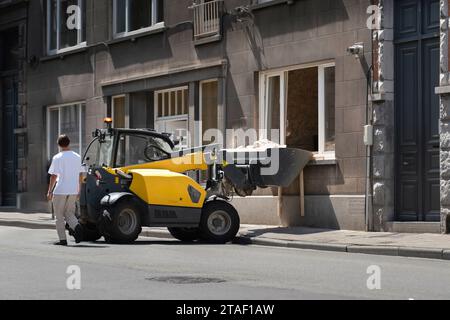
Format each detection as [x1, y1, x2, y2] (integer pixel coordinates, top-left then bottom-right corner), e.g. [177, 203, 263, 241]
[1, 226, 450, 300]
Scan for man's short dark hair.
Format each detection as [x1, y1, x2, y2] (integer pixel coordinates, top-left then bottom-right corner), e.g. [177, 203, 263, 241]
[57, 134, 70, 148]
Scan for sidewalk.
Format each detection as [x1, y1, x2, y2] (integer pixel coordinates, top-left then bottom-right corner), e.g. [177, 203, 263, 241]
[1, 212, 450, 260]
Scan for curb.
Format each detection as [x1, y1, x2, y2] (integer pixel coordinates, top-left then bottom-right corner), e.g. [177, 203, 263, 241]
[347, 245, 399, 256]
[235, 236, 346, 253]
[0, 219, 175, 239]
[235, 236, 450, 261]
[1, 219, 450, 261]
[140, 229, 173, 239]
[0, 219, 54, 230]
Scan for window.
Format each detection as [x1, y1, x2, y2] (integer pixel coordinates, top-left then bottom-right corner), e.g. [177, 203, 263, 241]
[154, 87, 189, 150]
[259, 62, 336, 157]
[83, 138, 100, 167]
[113, 0, 164, 37]
[47, 103, 86, 159]
[0, 27, 19, 71]
[47, 0, 86, 54]
[83, 135, 115, 168]
[116, 133, 172, 167]
[98, 135, 115, 167]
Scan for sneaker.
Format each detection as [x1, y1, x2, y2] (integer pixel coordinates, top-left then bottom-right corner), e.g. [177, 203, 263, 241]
[73, 225, 84, 244]
[54, 240, 68, 246]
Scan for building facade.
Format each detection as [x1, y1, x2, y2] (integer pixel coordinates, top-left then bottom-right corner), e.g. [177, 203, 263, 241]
[0, 0, 448, 233]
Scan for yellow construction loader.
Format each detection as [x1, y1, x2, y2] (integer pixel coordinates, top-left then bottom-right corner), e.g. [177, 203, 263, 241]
[77, 119, 311, 244]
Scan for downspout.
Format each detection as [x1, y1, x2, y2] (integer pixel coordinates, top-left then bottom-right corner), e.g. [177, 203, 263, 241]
[365, 64, 374, 232]
[364, 26, 375, 232]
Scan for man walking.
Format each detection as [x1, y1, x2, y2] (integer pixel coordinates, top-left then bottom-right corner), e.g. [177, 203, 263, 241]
[47, 134, 84, 246]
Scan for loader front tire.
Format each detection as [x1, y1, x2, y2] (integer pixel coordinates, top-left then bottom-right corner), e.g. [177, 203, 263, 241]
[167, 227, 200, 242]
[105, 200, 142, 244]
[199, 201, 240, 244]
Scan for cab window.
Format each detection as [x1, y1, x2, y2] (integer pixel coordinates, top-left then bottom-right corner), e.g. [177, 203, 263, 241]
[115, 133, 172, 168]
[99, 135, 115, 167]
[83, 138, 100, 168]
[83, 134, 115, 168]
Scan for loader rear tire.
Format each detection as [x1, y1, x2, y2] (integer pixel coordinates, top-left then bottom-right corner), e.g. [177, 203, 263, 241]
[167, 227, 200, 242]
[199, 201, 240, 244]
[104, 200, 142, 244]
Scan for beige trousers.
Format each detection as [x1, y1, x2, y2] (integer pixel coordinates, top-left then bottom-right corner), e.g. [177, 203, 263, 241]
[52, 195, 79, 241]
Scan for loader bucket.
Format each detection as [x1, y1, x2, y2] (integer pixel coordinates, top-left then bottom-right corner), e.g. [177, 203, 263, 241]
[256, 148, 313, 187]
[223, 148, 312, 189]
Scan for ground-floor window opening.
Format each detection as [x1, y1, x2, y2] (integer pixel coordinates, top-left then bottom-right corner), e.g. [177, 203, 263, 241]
[47, 102, 86, 159]
[259, 62, 336, 158]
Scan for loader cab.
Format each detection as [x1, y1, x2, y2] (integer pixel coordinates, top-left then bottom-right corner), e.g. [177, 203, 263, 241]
[80, 126, 175, 222]
[83, 128, 174, 170]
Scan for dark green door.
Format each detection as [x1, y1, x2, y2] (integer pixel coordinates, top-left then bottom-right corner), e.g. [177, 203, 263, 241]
[1, 76, 17, 206]
[395, 0, 440, 221]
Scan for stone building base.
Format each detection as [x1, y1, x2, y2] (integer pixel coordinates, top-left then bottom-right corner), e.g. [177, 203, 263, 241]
[232, 195, 366, 230]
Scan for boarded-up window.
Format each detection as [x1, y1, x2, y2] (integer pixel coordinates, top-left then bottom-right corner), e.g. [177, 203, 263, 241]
[112, 96, 126, 129]
[201, 80, 218, 145]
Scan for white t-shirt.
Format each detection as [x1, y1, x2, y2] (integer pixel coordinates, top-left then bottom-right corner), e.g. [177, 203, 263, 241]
[48, 151, 84, 195]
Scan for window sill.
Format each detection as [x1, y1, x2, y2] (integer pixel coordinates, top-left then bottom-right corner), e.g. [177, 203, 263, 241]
[112, 24, 166, 44]
[307, 156, 337, 166]
[194, 34, 222, 46]
[435, 85, 450, 95]
[41, 45, 88, 62]
[250, 0, 296, 11]
[40, 26, 166, 62]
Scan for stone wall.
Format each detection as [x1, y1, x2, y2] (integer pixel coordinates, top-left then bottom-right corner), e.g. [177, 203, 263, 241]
[439, 0, 450, 233]
[371, 0, 395, 231]
[15, 21, 27, 198]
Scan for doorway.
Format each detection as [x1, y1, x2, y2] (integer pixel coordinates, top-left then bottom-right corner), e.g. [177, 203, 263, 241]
[0, 27, 19, 207]
[394, 0, 440, 221]
[1, 76, 18, 206]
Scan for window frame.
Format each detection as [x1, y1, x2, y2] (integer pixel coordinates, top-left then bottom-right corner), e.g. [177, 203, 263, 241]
[113, 0, 165, 39]
[154, 86, 190, 148]
[47, 101, 85, 160]
[259, 61, 336, 158]
[46, 0, 87, 55]
[318, 63, 336, 157]
[259, 70, 286, 145]
[154, 86, 189, 122]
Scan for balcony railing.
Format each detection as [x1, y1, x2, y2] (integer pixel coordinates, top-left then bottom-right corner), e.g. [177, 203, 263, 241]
[190, 0, 223, 40]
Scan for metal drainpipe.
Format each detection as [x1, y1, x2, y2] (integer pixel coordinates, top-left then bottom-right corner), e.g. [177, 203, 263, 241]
[365, 66, 374, 232]
[364, 28, 375, 232]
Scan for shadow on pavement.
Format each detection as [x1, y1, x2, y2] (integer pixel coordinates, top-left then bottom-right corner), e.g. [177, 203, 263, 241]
[241, 226, 334, 238]
[117, 240, 220, 246]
